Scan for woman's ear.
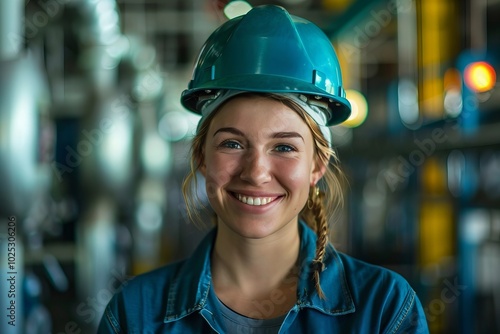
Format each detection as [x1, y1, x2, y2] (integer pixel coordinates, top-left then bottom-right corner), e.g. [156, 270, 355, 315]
[199, 163, 206, 177]
[198, 150, 206, 177]
[310, 160, 327, 186]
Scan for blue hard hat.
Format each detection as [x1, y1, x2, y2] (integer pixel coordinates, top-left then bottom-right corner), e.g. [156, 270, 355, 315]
[181, 5, 351, 126]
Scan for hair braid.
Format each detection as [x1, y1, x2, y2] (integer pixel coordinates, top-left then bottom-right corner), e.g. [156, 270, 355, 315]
[307, 186, 328, 299]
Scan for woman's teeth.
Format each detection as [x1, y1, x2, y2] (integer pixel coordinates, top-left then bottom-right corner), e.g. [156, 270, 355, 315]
[236, 194, 275, 206]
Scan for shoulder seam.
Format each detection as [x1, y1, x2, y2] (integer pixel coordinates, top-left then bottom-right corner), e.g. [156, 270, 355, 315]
[105, 306, 122, 334]
[389, 288, 415, 334]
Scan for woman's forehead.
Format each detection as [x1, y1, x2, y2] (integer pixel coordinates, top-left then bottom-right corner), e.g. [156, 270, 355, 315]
[209, 95, 308, 130]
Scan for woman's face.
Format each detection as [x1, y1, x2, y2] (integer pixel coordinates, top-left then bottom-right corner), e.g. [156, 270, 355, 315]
[200, 95, 324, 239]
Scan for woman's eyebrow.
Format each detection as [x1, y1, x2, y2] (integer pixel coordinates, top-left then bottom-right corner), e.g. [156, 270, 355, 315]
[213, 128, 304, 143]
[272, 132, 304, 142]
[213, 127, 245, 137]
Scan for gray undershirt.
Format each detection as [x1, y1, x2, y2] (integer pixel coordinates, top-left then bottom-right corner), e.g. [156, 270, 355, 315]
[215, 296, 287, 334]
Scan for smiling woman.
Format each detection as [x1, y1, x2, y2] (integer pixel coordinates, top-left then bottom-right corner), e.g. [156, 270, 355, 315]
[98, 5, 429, 334]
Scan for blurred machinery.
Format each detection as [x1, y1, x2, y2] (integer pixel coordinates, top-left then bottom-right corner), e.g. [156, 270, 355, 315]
[329, 0, 500, 333]
[0, 0, 52, 333]
[0, 0, 171, 332]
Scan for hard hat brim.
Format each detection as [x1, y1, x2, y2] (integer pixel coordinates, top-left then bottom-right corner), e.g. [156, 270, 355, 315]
[181, 74, 351, 126]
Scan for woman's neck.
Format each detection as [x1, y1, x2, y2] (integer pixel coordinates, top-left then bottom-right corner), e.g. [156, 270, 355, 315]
[211, 220, 300, 300]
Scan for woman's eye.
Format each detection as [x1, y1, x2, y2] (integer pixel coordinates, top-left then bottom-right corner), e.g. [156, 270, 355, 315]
[274, 144, 296, 153]
[220, 140, 242, 149]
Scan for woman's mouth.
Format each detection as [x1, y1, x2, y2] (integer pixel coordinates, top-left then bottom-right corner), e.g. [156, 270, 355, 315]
[233, 193, 280, 206]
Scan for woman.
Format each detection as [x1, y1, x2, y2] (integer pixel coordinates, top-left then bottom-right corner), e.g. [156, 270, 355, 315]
[99, 5, 428, 333]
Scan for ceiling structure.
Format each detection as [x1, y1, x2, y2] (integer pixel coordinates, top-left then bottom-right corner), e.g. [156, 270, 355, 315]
[115, 0, 370, 70]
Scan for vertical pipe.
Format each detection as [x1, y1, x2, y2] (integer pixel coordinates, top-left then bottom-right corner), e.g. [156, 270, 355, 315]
[0, 0, 24, 60]
[469, 0, 487, 50]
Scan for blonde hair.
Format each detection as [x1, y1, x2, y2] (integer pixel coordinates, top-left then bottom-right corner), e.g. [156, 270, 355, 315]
[182, 93, 346, 299]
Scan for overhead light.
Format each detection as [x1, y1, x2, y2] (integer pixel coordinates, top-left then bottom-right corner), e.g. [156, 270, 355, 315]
[463, 61, 496, 93]
[343, 89, 368, 128]
[223, 1, 252, 19]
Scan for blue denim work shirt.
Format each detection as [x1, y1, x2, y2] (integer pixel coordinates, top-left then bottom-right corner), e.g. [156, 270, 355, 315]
[98, 221, 429, 333]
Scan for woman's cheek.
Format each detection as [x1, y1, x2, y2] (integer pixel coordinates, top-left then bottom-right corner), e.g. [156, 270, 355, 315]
[204, 156, 240, 196]
[276, 159, 309, 182]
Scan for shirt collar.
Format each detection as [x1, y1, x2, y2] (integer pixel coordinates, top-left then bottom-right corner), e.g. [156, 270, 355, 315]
[164, 221, 355, 322]
[164, 228, 215, 322]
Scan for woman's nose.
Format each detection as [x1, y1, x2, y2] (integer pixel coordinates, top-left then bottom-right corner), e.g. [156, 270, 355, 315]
[239, 149, 272, 185]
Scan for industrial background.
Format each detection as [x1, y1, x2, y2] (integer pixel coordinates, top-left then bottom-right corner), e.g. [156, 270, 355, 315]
[0, 0, 499, 333]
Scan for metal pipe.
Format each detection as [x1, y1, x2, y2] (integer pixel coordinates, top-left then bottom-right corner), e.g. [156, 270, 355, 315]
[0, 0, 24, 60]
